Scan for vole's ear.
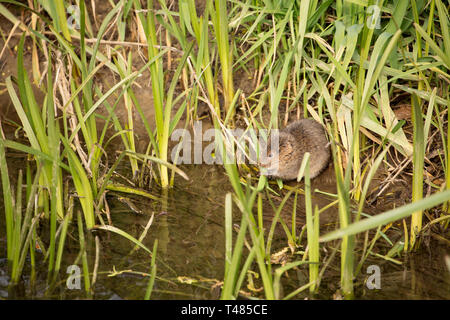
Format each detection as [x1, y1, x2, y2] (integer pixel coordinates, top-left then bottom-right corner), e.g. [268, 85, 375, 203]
[280, 139, 293, 152]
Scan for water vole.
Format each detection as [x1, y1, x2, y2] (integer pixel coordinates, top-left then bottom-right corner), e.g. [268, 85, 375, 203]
[259, 119, 330, 180]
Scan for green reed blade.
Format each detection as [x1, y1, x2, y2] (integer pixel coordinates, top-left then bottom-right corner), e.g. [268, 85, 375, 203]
[144, 240, 158, 300]
[321, 189, 450, 242]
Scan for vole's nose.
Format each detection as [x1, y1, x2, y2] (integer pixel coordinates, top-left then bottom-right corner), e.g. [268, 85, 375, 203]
[258, 157, 268, 168]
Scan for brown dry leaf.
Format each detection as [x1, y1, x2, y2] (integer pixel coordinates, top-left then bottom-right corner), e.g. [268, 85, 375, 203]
[177, 276, 198, 284]
[393, 104, 411, 120]
[270, 247, 290, 265]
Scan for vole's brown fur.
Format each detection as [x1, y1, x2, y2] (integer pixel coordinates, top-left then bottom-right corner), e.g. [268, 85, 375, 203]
[259, 119, 330, 180]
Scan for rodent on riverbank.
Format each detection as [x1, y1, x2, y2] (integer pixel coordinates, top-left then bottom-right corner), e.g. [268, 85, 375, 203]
[259, 119, 330, 180]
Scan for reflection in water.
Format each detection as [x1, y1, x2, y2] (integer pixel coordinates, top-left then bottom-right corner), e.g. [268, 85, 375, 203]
[0, 161, 449, 299]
